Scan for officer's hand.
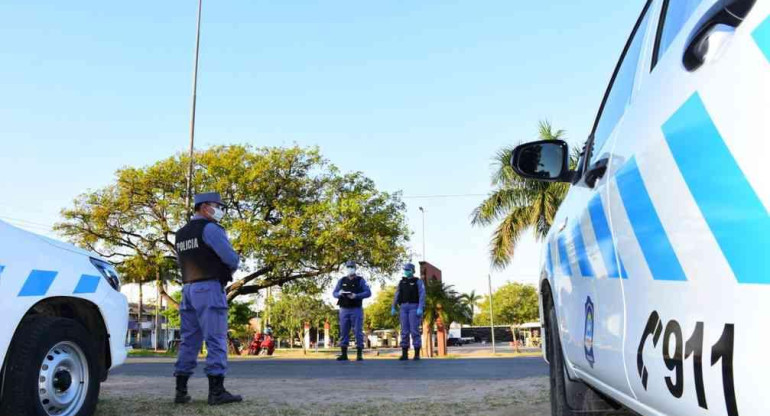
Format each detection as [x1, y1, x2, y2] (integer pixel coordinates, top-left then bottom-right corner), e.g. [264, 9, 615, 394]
[346, 293, 356, 300]
[416, 307, 424, 317]
[390, 306, 397, 316]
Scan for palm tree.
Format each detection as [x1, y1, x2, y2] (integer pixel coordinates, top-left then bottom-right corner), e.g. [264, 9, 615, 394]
[459, 290, 482, 321]
[471, 120, 575, 269]
[424, 281, 473, 330]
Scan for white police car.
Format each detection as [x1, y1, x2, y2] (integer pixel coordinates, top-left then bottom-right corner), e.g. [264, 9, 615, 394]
[510, 0, 769, 415]
[0, 219, 128, 416]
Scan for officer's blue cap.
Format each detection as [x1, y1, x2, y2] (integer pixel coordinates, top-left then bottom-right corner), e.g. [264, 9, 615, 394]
[194, 192, 224, 207]
[345, 260, 357, 267]
[403, 263, 415, 272]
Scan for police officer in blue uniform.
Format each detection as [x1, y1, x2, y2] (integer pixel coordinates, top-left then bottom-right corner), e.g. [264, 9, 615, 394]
[391, 263, 425, 360]
[173, 192, 243, 405]
[332, 261, 371, 361]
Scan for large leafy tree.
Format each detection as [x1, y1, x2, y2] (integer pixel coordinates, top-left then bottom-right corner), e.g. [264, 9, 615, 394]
[471, 121, 573, 269]
[55, 145, 410, 304]
[473, 282, 539, 326]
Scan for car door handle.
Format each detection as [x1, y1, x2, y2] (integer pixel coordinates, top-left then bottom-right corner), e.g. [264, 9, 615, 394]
[683, 0, 756, 71]
[584, 158, 609, 188]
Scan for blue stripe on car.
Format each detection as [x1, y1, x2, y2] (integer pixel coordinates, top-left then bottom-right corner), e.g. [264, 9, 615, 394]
[663, 93, 770, 284]
[73, 274, 101, 294]
[18, 270, 58, 297]
[557, 234, 573, 277]
[587, 194, 626, 279]
[546, 241, 555, 277]
[572, 224, 595, 277]
[0, 265, 4, 276]
[616, 158, 687, 281]
[753, 15, 770, 62]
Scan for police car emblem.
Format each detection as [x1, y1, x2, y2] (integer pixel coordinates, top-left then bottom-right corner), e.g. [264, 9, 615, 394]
[584, 297, 595, 367]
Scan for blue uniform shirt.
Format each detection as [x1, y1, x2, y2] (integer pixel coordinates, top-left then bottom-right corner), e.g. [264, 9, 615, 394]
[192, 214, 240, 273]
[332, 275, 372, 300]
[392, 278, 426, 310]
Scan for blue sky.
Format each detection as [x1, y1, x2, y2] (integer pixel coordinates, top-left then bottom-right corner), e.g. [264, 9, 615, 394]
[0, 1, 646, 295]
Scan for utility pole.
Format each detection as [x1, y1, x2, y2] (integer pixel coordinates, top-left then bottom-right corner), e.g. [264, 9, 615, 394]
[185, 0, 203, 214]
[488, 274, 496, 354]
[419, 207, 426, 261]
[155, 269, 161, 352]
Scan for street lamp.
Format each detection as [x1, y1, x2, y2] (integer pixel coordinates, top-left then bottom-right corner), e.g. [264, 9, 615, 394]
[185, 0, 203, 214]
[418, 207, 426, 261]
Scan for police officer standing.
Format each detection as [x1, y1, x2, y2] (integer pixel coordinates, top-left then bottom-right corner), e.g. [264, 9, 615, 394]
[173, 192, 243, 406]
[332, 261, 371, 361]
[391, 263, 425, 360]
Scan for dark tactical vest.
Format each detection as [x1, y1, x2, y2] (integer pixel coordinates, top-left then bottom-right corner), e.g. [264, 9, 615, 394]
[397, 277, 420, 304]
[337, 276, 364, 309]
[175, 219, 232, 285]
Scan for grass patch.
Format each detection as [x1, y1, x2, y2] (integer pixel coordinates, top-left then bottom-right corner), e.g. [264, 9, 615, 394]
[127, 350, 177, 358]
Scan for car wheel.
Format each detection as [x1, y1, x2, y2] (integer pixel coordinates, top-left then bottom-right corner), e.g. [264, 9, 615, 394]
[546, 300, 628, 416]
[1, 316, 100, 416]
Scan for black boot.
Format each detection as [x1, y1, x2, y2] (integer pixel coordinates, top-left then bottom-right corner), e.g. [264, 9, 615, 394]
[413, 348, 421, 361]
[207, 375, 243, 406]
[336, 346, 349, 361]
[356, 347, 364, 361]
[399, 347, 409, 361]
[174, 375, 191, 404]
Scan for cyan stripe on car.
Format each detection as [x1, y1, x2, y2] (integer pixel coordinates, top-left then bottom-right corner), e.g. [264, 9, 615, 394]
[18, 270, 58, 297]
[545, 240, 555, 277]
[73, 274, 101, 294]
[615, 158, 687, 282]
[587, 194, 626, 279]
[752, 15, 770, 62]
[662, 93, 770, 284]
[572, 223, 595, 278]
[557, 234, 573, 277]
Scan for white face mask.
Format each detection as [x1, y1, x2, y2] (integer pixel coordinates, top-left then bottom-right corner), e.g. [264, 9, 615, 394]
[210, 205, 226, 222]
[347, 267, 357, 276]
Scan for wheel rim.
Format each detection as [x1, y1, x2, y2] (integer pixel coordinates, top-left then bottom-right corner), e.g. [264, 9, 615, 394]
[38, 341, 89, 416]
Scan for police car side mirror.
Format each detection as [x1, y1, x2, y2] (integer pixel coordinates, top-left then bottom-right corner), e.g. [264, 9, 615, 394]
[510, 140, 573, 182]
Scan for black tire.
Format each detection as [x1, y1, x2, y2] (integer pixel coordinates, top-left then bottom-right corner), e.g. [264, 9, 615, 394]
[546, 300, 629, 416]
[0, 316, 100, 416]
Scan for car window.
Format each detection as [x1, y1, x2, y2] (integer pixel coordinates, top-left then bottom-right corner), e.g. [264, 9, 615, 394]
[590, 5, 653, 163]
[653, 0, 704, 69]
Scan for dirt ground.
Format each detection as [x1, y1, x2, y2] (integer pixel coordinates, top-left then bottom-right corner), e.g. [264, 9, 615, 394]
[97, 375, 550, 416]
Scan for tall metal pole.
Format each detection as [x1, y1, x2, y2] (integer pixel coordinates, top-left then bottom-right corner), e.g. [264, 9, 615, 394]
[488, 274, 496, 354]
[185, 0, 203, 213]
[419, 207, 426, 261]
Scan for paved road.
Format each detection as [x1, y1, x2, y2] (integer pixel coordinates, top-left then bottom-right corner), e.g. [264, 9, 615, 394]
[111, 357, 548, 380]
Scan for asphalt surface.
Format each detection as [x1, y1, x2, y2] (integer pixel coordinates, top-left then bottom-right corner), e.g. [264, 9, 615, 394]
[111, 357, 548, 380]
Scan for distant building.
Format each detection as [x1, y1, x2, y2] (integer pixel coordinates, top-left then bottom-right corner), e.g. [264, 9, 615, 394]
[419, 261, 442, 283]
[122, 282, 181, 350]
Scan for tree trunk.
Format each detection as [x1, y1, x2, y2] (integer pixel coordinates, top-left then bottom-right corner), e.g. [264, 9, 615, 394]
[299, 329, 306, 355]
[159, 284, 179, 309]
[137, 281, 143, 349]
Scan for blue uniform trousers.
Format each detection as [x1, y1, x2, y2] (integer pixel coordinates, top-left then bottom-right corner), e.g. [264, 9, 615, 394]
[399, 303, 422, 348]
[174, 280, 229, 376]
[338, 307, 364, 348]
